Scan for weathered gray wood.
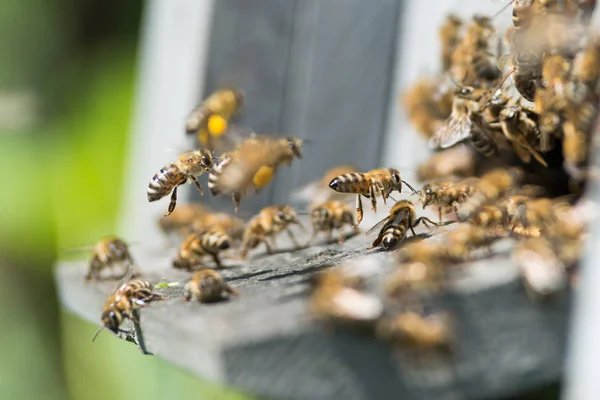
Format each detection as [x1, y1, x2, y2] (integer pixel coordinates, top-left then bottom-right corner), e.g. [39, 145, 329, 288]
[56, 221, 567, 400]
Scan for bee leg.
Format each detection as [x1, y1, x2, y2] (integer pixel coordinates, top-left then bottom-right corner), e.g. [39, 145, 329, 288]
[225, 284, 240, 296]
[438, 207, 443, 223]
[369, 185, 378, 212]
[336, 228, 346, 244]
[325, 229, 333, 244]
[263, 238, 274, 254]
[164, 186, 179, 217]
[232, 192, 241, 213]
[354, 195, 364, 227]
[190, 175, 204, 195]
[286, 228, 301, 249]
[211, 253, 223, 269]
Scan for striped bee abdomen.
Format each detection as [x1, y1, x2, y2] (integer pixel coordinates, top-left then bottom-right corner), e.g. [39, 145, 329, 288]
[201, 231, 231, 253]
[208, 157, 230, 196]
[147, 164, 184, 202]
[329, 173, 368, 193]
[381, 225, 407, 250]
[470, 130, 498, 157]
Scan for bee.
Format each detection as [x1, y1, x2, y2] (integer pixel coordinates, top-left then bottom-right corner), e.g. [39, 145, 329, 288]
[366, 200, 446, 251]
[467, 202, 512, 231]
[309, 201, 358, 244]
[419, 179, 478, 222]
[96, 280, 162, 337]
[240, 205, 304, 258]
[147, 149, 213, 216]
[189, 212, 245, 241]
[310, 269, 383, 328]
[428, 86, 501, 157]
[511, 0, 537, 28]
[183, 269, 239, 303]
[85, 237, 138, 281]
[458, 167, 524, 219]
[507, 196, 557, 234]
[328, 168, 417, 227]
[208, 135, 303, 211]
[513, 237, 568, 299]
[173, 231, 232, 270]
[497, 105, 548, 166]
[403, 78, 454, 139]
[442, 223, 496, 260]
[496, 42, 543, 102]
[158, 203, 212, 236]
[185, 88, 245, 149]
[376, 312, 453, 351]
[535, 55, 571, 145]
[385, 258, 446, 299]
[439, 14, 463, 72]
[416, 145, 476, 182]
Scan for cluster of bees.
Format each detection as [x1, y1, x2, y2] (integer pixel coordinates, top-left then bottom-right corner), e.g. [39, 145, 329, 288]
[79, 0, 600, 354]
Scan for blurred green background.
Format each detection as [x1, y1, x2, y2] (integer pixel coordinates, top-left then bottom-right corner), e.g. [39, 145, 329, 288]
[0, 1, 251, 398]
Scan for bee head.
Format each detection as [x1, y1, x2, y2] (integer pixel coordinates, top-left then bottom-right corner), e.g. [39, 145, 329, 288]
[101, 310, 121, 334]
[287, 138, 303, 158]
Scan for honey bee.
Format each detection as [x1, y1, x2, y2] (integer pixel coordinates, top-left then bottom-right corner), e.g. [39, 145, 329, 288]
[467, 202, 512, 230]
[535, 55, 571, 145]
[376, 312, 453, 351]
[439, 14, 464, 72]
[366, 200, 447, 251]
[403, 78, 454, 139]
[507, 196, 557, 233]
[96, 280, 162, 337]
[147, 149, 213, 216]
[185, 88, 245, 149]
[309, 201, 358, 244]
[385, 258, 446, 299]
[513, 237, 568, 299]
[328, 168, 417, 227]
[428, 86, 501, 157]
[173, 230, 232, 270]
[240, 205, 304, 258]
[158, 203, 212, 236]
[208, 135, 303, 211]
[497, 105, 548, 166]
[497, 41, 543, 102]
[310, 269, 383, 328]
[416, 145, 476, 182]
[85, 237, 138, 281]
[419, 179, 478, 221]
[442, 223, 496, 260]
[189, 212, 245, 241]
[183, 269, 239, 303]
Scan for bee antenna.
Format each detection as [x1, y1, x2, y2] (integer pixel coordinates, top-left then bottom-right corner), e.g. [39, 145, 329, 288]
[402, 180, 418, 194]
[493, 0, 515, 19]
[91, 327, 104, 342]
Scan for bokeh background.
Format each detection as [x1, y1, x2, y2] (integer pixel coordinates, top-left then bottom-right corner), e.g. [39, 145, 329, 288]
[0, 1, 251, 398]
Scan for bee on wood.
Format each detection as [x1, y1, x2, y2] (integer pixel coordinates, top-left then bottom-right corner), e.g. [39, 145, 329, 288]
[428, 86, 502, 157]
[416, 145, 476, 182]
[366, 200, 447, 251]
[419, 179, 478, 222]
[183, 269, 239, 303]
[376, 312, 453, 351]
[95, 280, 162, 339]
[185, 88, 245, 149]
[147, 149, 213, 216]
[173, 230, 232, 270]
[189, 212, 245, 242]
[158, 203, 212, 236]
[310, 269, 383, 329]
[497, 105, 548, 166]
[208, 135, 303, 211]
[440, 14, 464, 72]
[514, 237, 568, 299]
[328, 168, 417, 227]
[240, 205, 304, 258]
[85, 237, 138, 281]
[309, 201, 358, 244]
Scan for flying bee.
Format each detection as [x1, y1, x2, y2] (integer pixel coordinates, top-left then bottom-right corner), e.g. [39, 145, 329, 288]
[376, 312, 453, 351]
[240, 205, 304, 258]
[94, 280, 162, 340]
[428, 86, 501, 157]
[328, 168, 417, 227]
[189, 212, 245, 241]
[183, 269, 239, 303]
[309, 201, 358, 245]
[416, 145, 477, 182]
[185, 88, 245, 149]
[439, 14, 464, 72]
[173, 230, 232, 270]
[208, 135, 303, 211]
[85, 237, 138, 281]
[458, 167, 524, 219]
[513, 237, 568, 299]
[310, 269, 383, 329]
[366, 200, 448, 251]
[148, 149, 213, 216]
[419, 179, 478, 222]
[158, 203, 212, 236]
[497, 105, 548, 166]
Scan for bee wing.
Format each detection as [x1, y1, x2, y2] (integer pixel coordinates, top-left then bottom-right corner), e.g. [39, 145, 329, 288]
[365, 215, 391, 236]
[365, 207, 411, 236]
[429, 112, 473, 149]
[332, 288, 383, 321]
[496, 54, 513, 73]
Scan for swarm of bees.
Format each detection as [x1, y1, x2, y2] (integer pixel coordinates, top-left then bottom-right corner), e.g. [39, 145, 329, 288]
[78, 0, 600, 358]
